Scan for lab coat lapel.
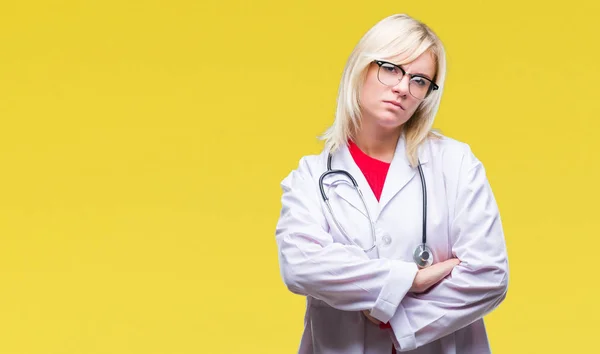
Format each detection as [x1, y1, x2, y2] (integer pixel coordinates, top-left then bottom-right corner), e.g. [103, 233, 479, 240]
[378, 133, 429, 215]
[327, 143, 381, 222]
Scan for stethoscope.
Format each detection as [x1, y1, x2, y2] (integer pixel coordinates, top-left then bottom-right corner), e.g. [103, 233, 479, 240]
[318, 153, 433, 268]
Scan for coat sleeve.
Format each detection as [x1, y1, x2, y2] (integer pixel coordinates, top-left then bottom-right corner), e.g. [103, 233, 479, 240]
[275, 156, 419, 323]
[389, 145, 509, 351]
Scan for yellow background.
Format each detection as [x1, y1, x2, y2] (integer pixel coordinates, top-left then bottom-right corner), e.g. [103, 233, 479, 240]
[0, 0, 598, 353]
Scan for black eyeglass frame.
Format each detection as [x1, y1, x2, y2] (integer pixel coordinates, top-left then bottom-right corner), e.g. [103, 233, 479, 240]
[373, 60, 439, 99]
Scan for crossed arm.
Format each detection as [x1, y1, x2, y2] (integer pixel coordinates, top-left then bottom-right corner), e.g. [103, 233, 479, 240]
[276, 150, 508, 351]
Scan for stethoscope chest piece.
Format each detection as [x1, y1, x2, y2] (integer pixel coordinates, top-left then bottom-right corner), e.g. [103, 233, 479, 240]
[413, 244, 433, 269]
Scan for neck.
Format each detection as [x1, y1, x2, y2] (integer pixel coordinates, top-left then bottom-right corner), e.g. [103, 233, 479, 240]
[353, 125, 403, 163]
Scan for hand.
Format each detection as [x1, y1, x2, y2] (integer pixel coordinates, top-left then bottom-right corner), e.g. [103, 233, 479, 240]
[362, 310, 381, 325]
[410, 258, 460, 293]
[362, 258, 460, 325]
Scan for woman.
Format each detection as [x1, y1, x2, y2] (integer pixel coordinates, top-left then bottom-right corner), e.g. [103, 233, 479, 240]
[275, 14, 509, 353]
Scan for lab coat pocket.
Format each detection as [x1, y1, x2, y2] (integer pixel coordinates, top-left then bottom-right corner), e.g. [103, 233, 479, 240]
[321, 179, 375, 250]
[309, 302, 365, 354]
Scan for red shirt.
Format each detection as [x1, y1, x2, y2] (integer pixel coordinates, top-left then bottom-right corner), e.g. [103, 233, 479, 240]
[347, 140, 390, 201]
[348, 140, 397, 353]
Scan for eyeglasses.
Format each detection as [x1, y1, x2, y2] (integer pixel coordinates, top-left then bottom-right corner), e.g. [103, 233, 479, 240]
[373, 60, 439, 100]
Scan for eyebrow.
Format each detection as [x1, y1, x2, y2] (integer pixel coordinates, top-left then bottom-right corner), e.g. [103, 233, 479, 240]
[400, 66, 434, 81]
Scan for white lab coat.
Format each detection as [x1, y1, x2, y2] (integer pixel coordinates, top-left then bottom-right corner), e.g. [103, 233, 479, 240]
[275, 133, 509, 353]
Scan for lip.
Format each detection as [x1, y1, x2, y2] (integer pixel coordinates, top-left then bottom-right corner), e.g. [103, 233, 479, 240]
[383, 100, 405, 110]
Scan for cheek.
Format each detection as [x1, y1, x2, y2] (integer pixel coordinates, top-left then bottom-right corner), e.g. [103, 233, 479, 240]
[362, 81, 385, 105]
[404, 99, 422, 114]
[359, 86, 377, 109]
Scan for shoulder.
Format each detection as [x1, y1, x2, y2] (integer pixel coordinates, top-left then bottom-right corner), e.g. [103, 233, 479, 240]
[280, 149, 329, 190]
[425, 131, 481, 170]
[425, 132, 495, 203]
[427, 132, 472, 159]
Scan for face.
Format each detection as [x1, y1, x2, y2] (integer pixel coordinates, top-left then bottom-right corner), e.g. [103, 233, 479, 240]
[358, 50, 437, 131]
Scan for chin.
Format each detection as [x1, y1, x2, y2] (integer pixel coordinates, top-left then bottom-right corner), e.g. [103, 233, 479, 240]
[376, 114, 407, 129]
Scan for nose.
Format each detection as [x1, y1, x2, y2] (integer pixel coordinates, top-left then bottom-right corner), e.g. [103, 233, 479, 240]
[392, 75, 410, 97]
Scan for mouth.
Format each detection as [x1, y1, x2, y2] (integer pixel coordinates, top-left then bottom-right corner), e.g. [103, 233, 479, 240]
[383, 100, 405, 110]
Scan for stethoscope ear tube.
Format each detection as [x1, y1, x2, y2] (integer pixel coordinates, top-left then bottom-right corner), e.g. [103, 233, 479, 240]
[417, 161, 426, 245]
[319, 166, 376, 253]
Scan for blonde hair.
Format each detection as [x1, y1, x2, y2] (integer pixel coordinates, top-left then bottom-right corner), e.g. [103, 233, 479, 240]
[320, 14, 447, 167]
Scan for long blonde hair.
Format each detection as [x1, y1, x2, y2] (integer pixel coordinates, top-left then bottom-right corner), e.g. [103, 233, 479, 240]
[320, 14, 447, 167]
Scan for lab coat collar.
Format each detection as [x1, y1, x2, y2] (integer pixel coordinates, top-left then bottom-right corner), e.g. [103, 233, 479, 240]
[378, 132, 429, 214]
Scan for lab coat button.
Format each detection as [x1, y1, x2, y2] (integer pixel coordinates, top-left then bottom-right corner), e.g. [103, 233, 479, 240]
[382, 235, 392, 245]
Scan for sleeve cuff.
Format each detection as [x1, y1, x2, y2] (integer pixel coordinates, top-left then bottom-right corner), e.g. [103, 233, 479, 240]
[369, 260, 418, 323]
[389, 303, 417, 351]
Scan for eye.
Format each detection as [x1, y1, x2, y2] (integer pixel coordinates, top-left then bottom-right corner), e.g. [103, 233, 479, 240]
[381, 63, 399, 73]
[411, 76, 428, 87]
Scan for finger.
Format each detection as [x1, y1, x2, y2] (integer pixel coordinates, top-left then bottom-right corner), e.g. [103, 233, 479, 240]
[422, 263, 453, 285]
[413, 259, 461, 293]
[438, 259, 459, 273]
[368, 317, 381, 325]
[367, 316, 380, 325]
[362, 311, 381, 325]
